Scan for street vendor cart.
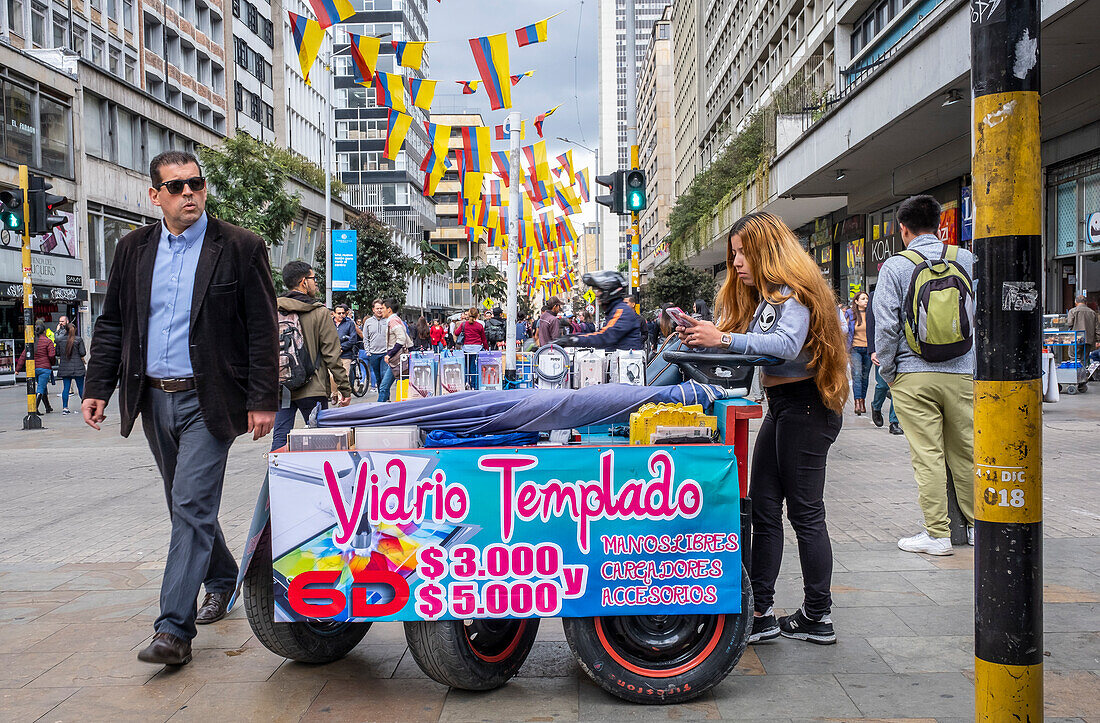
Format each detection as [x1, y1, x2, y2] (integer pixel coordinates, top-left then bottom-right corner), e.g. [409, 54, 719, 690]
[238, 351, 771, 704]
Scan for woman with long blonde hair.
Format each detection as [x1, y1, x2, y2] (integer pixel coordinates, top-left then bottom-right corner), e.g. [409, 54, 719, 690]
[679, 212, 848, 645]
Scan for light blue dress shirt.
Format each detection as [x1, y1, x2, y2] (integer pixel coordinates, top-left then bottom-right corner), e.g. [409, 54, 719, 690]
[146, 212, 208, 378]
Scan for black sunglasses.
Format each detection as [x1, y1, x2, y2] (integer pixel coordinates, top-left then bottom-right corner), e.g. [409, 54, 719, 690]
[155, 176, 206, 194]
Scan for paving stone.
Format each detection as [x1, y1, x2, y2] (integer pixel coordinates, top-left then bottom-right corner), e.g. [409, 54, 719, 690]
[147, 644, 285, 685]
[0, 651, 69, 688]
[832, 549, 939, 573]
[535, 617, 569, 642]
[730, 645, 766, 676]
[29, 621, 158, 653]
[864, 635, 974, 674]
[713, 673, 860, 719]
[836, 672, 974, 718]
[826, 606, 919, 638]
[54, 568, 162, 591]
[171, 679, 325, 722]
[0, 619, 56, 652]
[1042, 632, 1100, 671]
[897, 570, 974, 606]
[577, 675, 723, 720]
[303, 677, 448, 722]
[0, 686, 77, 720]
[826, 572, 934, 608]
[0, 569, 85, 591]
[517, 640, 580, 678]
[1044, 602, 1100, 633]
[26, 650, 159, 688]
[439, 676, 580, 722]
[891, 604, 974, 637]
[42, 589, 160, 623]
[1044, 567, 1100, 603]
[42, 677, 201, 722]
[363, 620, 411, 645]
[754, 637, 893, 675]
[269, 644, 407, 682]
[0, 591, 82, 623]
[1044, 669, 1100, 720]
[187, 617, 256, 650]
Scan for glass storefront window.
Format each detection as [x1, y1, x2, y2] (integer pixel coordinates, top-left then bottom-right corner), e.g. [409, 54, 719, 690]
[39, 96, 70, 176]
[1055, 182, 1077, 257]
[3, 81, 35, 165]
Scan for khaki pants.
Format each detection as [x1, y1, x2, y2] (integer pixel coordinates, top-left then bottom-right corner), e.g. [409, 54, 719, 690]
[890, 372, 975, 538]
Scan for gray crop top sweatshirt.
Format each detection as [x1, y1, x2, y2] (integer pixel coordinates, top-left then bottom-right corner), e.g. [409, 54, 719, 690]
[725, 287, 813, 377]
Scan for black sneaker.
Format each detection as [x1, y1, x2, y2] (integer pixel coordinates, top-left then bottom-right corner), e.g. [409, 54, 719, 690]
[871, 407, 884, 427]
[778, 608, 836, 645]
[748, 613, 780, 643]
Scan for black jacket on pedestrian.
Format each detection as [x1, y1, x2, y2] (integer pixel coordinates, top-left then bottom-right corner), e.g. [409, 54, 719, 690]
[54, 330, 86, 378]
[85, 216, 279, 441]
[575, 300, 644, 350]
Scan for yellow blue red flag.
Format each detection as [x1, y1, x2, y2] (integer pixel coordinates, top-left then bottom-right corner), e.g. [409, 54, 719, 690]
[523, 141, 550, 182]
[408, 77, 437, 110]
[468, 33, 512, 110]
[384, 109, 413, 160]
[457, 80, 480, 94]
[533, 105, 560, 138]
[288, 12, 324, 85]
[374, 71, 407, 113]
[349, 33, 380, 84]
[307, 0, 353, 29]
[574, 167, 591, 202]
[391, 40, 428, 70]
[424, 122, 450, 167]
[514, 13, 561, 47]
[460, 126, 491, 173]
[510, 70, 535, 86]
[554, 150, 574, 182]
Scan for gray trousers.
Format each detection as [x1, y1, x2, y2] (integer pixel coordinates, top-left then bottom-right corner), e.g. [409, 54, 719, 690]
[141, 388, 236, 641]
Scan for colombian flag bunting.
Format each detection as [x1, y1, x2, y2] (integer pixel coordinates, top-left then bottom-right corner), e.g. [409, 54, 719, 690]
[391, 40, 428, 70]
[383, 110, 413, 160]
[288, 12, 324, 85]
[556, 215, 578, 245]
[424, 160, 446, 196]
[555, 184, 582, 215]
[574, 167, 590, 202]
[554, 150, 574, 181]
[349, 33, 380, 84]
[493, 121, 526, 141]
[498, 205, 510, 235]
[408, 78, 437, 110]
[468, 33, 512, 110]
[488, 180, 503, 207]
[425, 122, 450, 167]
[460, 126, 491, 173]
[515, 13, 560, 47]
[522, 141, 550, 182]
[457, 80, 480, 94]
[374, 71, 407, 113]
[533, 105, 560, 138]
[462, 171, 485, 209]
[510, 70, 535, 86]
[307, 0, 353, 29]
[491, 151, 510, 186]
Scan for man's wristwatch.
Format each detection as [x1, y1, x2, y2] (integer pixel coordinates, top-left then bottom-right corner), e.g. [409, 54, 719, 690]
[721, 333, 733, 348]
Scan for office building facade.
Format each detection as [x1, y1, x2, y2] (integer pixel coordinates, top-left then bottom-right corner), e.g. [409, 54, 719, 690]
[637, 5, 674, 281]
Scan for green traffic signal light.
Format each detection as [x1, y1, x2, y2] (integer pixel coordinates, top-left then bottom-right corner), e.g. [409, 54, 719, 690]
[624, 170, 647, 212]
[0, 189, 24, 232]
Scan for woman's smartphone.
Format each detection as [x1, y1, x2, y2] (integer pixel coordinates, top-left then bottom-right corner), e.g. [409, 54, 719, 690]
[667, 307, 696, 327]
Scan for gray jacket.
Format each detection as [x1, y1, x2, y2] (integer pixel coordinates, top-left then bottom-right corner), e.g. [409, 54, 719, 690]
[54, 331, 86, 378]
[873, 234, 975, 383]
[362, 315, 389, 354]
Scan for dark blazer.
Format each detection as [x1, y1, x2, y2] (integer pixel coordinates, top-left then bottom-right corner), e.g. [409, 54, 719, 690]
[85, 216, 279, 441]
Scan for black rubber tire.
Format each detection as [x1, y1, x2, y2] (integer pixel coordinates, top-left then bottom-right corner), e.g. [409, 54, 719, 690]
[403, 618, 541, 690]
[1063, 383, 1078, 395]
[562, 565, 753, 704]
[243, 527, 371, 663]
[350, 362, 368, 398]
[1078, 383, 1088, 393]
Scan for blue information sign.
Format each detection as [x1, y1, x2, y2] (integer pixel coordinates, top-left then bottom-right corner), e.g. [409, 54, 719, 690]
[331, 229, 357, 291]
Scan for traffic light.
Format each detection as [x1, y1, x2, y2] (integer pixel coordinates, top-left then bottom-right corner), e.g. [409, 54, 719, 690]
[624, 169, 647, 212]
[27, 174, 67, 236]
[0, 188, 24, 233]
[595, 171, 624, 215]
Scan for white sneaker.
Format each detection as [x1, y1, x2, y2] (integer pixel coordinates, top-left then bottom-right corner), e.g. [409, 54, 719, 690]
[967, 526, 974, 546]
[898, 530, 953, 556]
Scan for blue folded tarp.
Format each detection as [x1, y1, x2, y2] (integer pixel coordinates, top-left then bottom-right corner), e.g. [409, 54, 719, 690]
[315, 381, 724, 434]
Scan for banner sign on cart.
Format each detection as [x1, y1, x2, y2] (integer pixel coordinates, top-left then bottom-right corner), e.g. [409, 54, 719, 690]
[268, 446, 741, 622]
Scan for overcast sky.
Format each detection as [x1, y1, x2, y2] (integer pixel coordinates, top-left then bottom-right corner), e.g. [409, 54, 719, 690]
[426, 0, 600, 225]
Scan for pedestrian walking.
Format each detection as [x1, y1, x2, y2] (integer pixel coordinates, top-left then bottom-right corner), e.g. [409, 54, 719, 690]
[537, 297, 563, 346]
[414, 316, 431, 351]
[456, 307, 486, 388]
[867, 291, 902, 434]
[485, 307, 507, 349]
[429, 318, 446, 352]
[17, 323, 56, 413]
[678, 212, 848, 645]
[55, 322, 86, 415]
[362, 299, 388, 391]
[271, 261, 351, 452]
[692, 299, 711, 321]
[333, 303, 361, 379]
[874, 195, 976, 556]
[1066, 295, 1100, 364]
[82, 150, 278, 666]
[378, 297, 409, 402]
[848, 291, 872, 415]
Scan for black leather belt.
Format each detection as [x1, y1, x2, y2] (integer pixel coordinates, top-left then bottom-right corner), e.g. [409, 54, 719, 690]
[146, 376, 196, 392]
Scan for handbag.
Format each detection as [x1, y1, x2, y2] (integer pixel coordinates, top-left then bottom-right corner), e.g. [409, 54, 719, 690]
[454, 323, 465, 346]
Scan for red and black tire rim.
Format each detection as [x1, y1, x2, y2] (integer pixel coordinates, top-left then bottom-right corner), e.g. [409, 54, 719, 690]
[594, 615, 725, 678]
[463, 619, 529, 663]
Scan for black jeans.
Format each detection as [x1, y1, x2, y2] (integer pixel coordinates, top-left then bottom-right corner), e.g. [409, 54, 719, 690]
[272, 395, 328, 452]
[141, 388, 236, 641]
[749, 379, 842, 619]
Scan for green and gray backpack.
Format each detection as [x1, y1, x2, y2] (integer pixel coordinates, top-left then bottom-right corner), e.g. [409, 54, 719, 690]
[899, 245, 975, 362]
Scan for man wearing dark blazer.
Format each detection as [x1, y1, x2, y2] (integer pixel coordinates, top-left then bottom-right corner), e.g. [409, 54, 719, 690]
[83, 150, 278, 666]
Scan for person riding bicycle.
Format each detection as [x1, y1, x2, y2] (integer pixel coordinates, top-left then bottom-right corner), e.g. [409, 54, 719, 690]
[556, 271, 643, 351]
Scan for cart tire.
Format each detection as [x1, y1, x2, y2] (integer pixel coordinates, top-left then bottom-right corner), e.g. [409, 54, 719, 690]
[403, 618, 540, 690]
[1063, 383, 1078, 395]
[243, 528, 370, 663]
[1078, 383, 1088, 393]
[562, 565, 753, 704]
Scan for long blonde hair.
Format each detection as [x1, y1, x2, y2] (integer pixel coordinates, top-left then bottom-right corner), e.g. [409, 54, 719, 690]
[716, 212, 850, 413]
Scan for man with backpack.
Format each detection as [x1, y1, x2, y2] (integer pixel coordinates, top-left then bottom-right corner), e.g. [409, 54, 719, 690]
[485, 307, 507, 349]
[874, 195, 976, 556]
[271, 260, 350, 451]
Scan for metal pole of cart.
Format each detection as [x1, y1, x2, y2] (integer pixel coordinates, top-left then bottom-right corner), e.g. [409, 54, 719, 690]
[505, 110, 521, 379]
[970, 1, 1044, 719]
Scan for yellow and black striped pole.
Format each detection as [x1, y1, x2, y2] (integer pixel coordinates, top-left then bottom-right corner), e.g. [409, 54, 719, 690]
[970, 1, 1042, 719]
[19, 165, 43, 430]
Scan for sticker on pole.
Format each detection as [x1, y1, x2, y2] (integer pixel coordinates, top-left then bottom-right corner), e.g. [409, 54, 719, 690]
[267, 446, 741, 622]
[1001, 281, 1038, 311]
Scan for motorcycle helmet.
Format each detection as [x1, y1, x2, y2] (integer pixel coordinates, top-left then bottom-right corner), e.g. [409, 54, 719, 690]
[582, 270, 627, 311]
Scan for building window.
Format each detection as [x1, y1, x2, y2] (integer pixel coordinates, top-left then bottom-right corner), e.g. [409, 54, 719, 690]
[30, 0, 47, 46]
[232, 0, 239, 18]
[246, 2, 257, 33]
[234, 36, 248, 67]
[38, 95, 70, 176]
[123, 0, 134, 31]
[7, 0, 25, 37]
[262, 18, 273, 46]
[264, 102, 274, 130]
[124, 56, 137, 84]
[250, 93, 261, 122]
[109, 45, 121, 76]
[91, 35, 105, 66]
[2, 80, 35, 165]
[52, 12, 68, 48]
[71, 24, 86, 56]
[234, 81, 243, 111]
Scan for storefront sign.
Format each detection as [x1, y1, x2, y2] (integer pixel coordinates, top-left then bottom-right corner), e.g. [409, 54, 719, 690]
[1087, 212, 1100, 247]
[961, 186, 974, 243]
[268, 446, 741, 622]
[331, 229, 357, 291]
[938, 205, 959, 246]
[1, 283, 87, 301]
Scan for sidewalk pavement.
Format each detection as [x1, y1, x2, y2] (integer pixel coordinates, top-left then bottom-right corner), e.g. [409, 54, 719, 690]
[1, 384, 1098, 722]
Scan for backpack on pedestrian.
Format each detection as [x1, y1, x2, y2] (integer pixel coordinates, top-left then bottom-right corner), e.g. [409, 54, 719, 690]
[899, 245, 975, 363]
[486, 320, 505, 345]
[277, 310, 316, 391]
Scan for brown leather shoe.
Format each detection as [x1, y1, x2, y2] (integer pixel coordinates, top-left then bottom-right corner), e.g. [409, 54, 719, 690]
[137, 632, 192, 665]
[195, 591, 231, 625]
